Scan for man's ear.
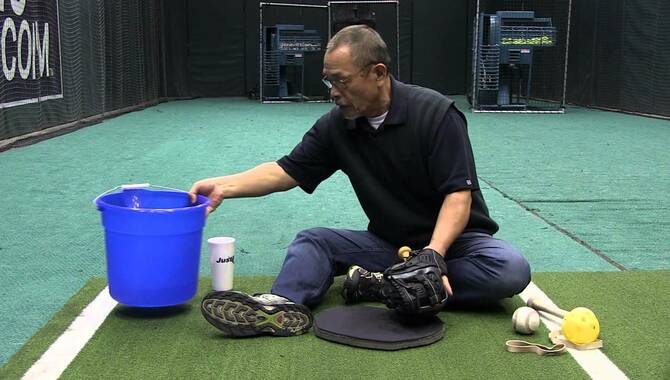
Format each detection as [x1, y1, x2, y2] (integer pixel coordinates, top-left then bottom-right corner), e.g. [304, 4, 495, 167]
[373, 63, 388, 79]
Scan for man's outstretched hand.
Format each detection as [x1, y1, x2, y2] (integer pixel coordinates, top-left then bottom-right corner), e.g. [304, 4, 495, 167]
[189, 179, 224, 215]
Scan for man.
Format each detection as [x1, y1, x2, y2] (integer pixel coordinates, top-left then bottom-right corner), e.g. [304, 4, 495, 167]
[191, 25, 530, 337]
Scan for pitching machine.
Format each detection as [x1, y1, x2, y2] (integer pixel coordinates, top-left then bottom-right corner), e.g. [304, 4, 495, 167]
[262, 24, 323, 102]
[474, 11, 557, 110]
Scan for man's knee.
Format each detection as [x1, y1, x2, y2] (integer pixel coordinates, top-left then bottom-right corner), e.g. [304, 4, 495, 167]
[289, 227, 328, 249]
[497, 245, 531, 296]
[293, 227, 332, 242]
[288, 227, 332, 258]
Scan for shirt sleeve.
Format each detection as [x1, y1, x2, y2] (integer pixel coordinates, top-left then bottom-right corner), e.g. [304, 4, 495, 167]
[427, 105, 480, 195]
[276, 118, 338, 194]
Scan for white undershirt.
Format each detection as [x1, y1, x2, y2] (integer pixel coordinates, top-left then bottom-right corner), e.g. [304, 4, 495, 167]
[366, 111, 388, 130]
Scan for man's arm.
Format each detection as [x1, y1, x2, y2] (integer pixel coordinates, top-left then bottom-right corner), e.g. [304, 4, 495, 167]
[426, 189, 472, 256]
[382, 190, 471, 311]
[189, 162, 298, 214]
[424, 189, 472, 295]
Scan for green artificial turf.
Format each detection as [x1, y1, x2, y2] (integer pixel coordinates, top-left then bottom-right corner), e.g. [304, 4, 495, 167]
[464, 100, 670, 270]
[6, 271, 669, 379]
[533, 270, 670, 379]
[0, 278, 107, 379]
[60, 276, 584, 380]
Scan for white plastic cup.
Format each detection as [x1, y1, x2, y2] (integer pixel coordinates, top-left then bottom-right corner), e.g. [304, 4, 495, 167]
[208, 237, 235, 291]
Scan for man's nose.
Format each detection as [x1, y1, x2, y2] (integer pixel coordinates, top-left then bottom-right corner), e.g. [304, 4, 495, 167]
[329, 86, 341, 98]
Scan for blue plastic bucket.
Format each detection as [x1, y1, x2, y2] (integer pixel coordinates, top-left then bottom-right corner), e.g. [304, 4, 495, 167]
[94, 185, 209, 307]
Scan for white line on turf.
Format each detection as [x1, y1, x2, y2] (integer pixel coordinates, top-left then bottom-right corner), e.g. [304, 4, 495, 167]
[22, 287, 118, 380]
[519, 281, 628, 380]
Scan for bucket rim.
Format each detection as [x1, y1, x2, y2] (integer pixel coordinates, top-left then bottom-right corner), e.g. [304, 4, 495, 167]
[95, 189, 210, 213]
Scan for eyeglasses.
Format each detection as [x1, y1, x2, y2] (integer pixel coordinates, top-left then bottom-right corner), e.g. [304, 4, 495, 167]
[322, 63, 374, 90]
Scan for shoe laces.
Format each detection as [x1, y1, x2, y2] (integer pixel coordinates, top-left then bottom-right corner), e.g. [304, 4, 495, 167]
[360, 268, 384, 283]
[253, 293, 291, 303]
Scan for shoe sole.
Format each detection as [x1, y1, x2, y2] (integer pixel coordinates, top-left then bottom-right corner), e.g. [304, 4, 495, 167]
[201, 291, 313, 337]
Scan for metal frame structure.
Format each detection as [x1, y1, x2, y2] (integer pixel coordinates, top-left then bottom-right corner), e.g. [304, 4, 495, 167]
[470, 0, 573, 113]
[327, 1, 400, 78]
[259, 1, 400, 103]
[259, 2, 329, 103]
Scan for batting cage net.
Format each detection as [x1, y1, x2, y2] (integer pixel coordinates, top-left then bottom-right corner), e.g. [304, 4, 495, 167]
[566, 0, 670, 118]
[469, 0, 571, 112]
[2, 0, 666, 144]
[329, 1, 400, 80]
[0, 0, 162, 142]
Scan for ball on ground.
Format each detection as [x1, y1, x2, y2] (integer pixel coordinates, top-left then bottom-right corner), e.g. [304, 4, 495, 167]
[562, 307, 600, 344]
[512, 306, 540, 334]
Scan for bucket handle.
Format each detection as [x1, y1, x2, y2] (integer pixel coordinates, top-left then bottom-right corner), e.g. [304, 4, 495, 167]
[93, 183, 189, 207]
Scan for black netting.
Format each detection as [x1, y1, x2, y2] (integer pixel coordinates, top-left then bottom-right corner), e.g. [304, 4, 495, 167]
[3, 0, 666, 144]
[329, 2, 400, 79]
[568, 0, 670, 117]
[622, 0, 670, 116]
[413, 0, 469, 94]
[0, 0, 162, 142]
[187, 0, 246, 97]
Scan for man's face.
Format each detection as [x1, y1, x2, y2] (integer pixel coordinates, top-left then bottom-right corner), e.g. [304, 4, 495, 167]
[322, 46, 381, 119]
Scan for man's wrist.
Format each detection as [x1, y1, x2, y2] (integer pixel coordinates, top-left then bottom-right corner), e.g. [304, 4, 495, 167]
[420, 246, 449, 275]
[424, 245, 447, 257]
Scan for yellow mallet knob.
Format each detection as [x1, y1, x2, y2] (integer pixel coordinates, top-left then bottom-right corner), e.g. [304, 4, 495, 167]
[397, 246, 412, 261]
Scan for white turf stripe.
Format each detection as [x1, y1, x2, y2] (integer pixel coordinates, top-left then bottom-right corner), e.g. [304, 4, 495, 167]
[519, 282, 628, 380]
[22, 287, 118, 380]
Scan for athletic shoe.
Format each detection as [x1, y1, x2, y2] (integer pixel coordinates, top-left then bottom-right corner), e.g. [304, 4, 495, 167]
[201, 291, 313, 337]
[341, 265, 386, 304]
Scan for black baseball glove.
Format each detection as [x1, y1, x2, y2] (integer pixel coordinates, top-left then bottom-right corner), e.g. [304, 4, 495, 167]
[381, 248, 449, 316]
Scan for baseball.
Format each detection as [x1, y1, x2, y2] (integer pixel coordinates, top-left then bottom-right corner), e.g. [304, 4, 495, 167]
[512, 306, 540, 335]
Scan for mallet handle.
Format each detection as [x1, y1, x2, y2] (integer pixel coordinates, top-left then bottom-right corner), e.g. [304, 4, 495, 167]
[526, 297, 568, 318]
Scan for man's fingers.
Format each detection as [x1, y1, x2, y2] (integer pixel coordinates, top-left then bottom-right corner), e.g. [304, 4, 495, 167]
[188, 182, 201, 204]
[205, 192, 223, 215]
[206, 200, 220, 215]
[442, 275, 453, 296]
[190, 181, 220, 210]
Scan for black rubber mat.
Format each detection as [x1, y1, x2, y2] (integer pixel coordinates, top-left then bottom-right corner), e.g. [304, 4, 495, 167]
[314, 306, 444, 350]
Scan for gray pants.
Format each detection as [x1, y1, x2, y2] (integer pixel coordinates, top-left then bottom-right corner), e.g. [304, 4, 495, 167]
[272, 228, 531, 308]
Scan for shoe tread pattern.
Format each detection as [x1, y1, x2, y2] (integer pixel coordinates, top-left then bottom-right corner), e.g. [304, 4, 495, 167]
[201, 291, 312, 337]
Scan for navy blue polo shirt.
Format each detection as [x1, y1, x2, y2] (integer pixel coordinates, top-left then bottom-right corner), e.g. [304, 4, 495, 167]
[277, 78, 498, 248]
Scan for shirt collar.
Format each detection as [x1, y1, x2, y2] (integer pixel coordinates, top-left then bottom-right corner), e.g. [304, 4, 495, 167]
[345, 76, 408, 131]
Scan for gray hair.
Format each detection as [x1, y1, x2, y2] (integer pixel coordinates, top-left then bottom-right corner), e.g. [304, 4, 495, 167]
[326, 25, 391, 69]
